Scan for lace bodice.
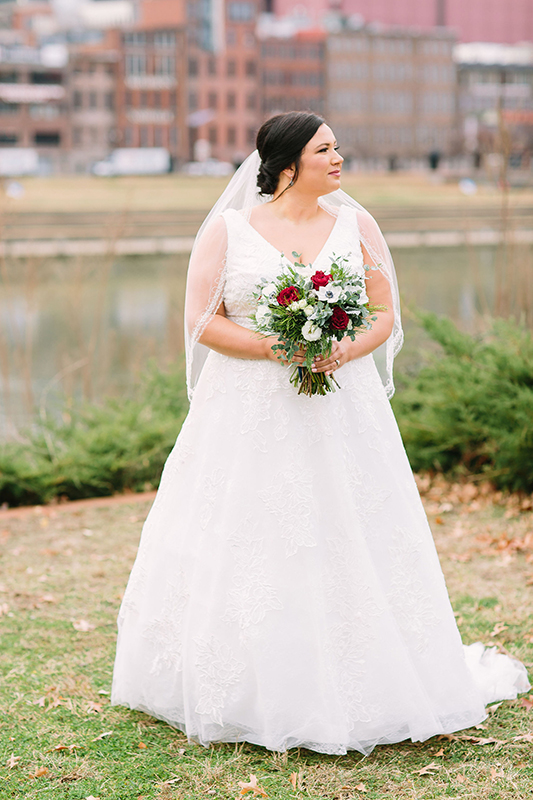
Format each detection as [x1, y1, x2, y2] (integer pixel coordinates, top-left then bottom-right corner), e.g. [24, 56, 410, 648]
[222, 205, 364, 330]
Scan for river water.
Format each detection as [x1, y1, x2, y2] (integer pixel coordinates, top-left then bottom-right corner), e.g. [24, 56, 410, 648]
[0, 244, 506, 433]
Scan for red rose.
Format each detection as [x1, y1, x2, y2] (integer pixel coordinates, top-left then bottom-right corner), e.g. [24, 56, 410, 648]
[277, 286, 300, 306]
[311, 271, 332, 291]
[330, 306, 350, 331]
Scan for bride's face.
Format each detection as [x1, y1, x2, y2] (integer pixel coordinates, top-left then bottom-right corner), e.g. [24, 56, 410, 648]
[294, 124, 344, 194]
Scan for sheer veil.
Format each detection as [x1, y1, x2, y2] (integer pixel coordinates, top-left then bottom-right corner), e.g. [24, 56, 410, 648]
[184, 150, 403, 400]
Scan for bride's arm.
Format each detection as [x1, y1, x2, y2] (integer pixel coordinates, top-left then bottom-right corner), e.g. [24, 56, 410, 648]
[312, 242, 394, 374]
[186, 216, 302, 363]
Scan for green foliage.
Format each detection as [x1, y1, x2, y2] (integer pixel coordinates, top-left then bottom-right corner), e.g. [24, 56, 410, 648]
[0, 362, 188, 506]
[392, 312, 533, 492]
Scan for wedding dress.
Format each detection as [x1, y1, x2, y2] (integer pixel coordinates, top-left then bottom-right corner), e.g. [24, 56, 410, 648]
[111, 203, 529, 755]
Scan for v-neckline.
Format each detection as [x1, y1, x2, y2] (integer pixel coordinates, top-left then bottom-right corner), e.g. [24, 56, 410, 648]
[241, 204, 345, 268]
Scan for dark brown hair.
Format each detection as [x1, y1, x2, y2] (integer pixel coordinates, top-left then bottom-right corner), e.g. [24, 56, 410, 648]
[255, 111, 325, 196]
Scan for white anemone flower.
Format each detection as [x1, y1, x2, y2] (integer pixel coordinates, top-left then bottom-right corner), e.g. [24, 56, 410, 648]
[302, 320, 322, 341]
[303, 305, 314, 317]
[317, 284, 343, 303]
[262, 282, 277, 300]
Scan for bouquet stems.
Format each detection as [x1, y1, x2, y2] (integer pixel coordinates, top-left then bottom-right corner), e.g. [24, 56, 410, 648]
[290, 365, 340, 396]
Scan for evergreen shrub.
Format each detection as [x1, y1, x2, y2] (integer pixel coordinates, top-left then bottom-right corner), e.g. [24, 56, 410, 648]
[0, 363, 189, 506]
[392, 312, 533, 492]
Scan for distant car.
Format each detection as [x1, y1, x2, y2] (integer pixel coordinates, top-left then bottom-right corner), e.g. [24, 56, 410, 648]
[92, 148, 171, 177]
[0, 148, 39, 177]
[182, 160, 234, 177]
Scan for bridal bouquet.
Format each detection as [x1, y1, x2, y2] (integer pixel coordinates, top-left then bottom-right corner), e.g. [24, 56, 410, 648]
[251, 253, 383, 396]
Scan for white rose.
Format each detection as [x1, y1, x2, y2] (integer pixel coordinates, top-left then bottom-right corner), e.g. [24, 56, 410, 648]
[256, 304, 272, 322]
[302, 320, 322, 341]
[298, 298, 307, 309]
[289, 300, 301, 312]
[317, 284, 342, 303]
[293, 264, 315, 278]
[303, 305, 314, 316]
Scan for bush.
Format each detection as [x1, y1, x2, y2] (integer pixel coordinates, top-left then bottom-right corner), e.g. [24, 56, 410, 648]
[392, 312, 533, 492]
[0, 362, 189, 506]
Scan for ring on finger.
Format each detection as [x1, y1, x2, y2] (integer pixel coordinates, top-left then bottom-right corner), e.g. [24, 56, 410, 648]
[335, 358, 340, 367]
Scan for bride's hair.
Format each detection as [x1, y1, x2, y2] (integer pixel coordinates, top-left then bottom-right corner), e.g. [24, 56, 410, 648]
[256, 111, 325, 196]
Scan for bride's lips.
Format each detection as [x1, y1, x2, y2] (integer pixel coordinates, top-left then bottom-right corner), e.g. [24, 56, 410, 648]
[329, 170, 341, 176]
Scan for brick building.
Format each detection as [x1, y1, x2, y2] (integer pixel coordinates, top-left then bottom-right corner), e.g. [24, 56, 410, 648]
[259, 29, 325, 119]
[116, 25, 188, 162]
[67, 34, 120, 172]
[186, 0, 261, 163]
[326, 26, 457, 160]
[273, 0, 533, 45]
[0, 40, 70, 171]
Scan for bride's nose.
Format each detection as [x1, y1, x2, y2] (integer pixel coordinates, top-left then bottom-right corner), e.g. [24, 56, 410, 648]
[332, 152, 344, 165]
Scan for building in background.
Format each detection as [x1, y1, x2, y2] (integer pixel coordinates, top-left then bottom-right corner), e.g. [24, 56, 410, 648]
[259, 28, 325, 118]
[67, 32, 120, 172]
[456, 42, 533, 168]
[326, 25, 457, 163]
[0, 37, 70, 171]
[186, 0, 260, 164]
[116, 25, 188, 162]
[273, 0, 533, 45]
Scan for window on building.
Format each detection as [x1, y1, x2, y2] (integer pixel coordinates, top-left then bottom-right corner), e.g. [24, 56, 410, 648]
[226, 28, 236, 46]
[227, 59, 236, 77]
[170, 126, 177, 147]
[188, 91, 197, 110]
[31, 71, 62, 85]
[154, 92, 161, 108]
[154, 127, 163, 146]
[155, 55, 175, 76]
[34, 131, 60, 146]
[170, 90, 177, 108]
[208, 126, 218, 145]
[227, 126, 236, 145]
[154, 31, 176, 47]
[125, 90, 133, 107]
[89, 128, 98, 144]
[105, 92, 114, 110]
[246, 93, 256, 110]
[73, 90, 82, 109]
[124, 127, 134, 145]
[0, 102, 18, 115]
[140, 91, 148, 108]
[123, 32, 147, 46]
[228, 2, 253, 21]
[125, 54, 147, 76]
[105, 64, 114, 75]
[208, 57, 217, 76]
[245, 60, 256, 77]
[0, 132, 17, 145]
[208, 91, 217, 109]
[188, 58, 198, 77]
[247, 127, 256, 146]
[73, 128, 82, 145]
[227, 91, 236, 110]
[139, 126, 149, 146]
[89, 91, 97, 109]
[0, 72, 18, 83]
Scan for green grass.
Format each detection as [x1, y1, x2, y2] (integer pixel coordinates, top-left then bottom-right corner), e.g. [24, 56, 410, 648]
[0, 489, 532, 799]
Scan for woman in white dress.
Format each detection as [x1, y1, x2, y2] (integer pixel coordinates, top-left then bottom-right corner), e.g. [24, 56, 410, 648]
[111, 112, 529, 756]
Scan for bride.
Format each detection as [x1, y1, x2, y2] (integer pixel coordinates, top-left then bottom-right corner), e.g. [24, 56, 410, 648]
[111, 111, 529, 755]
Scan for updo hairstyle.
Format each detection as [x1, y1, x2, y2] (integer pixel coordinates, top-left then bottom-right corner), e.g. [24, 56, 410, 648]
[256, 111, 325, 196]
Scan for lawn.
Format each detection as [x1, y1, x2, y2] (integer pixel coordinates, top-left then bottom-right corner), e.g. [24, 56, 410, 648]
[3, 171, 533, 214]
[0, 481, 532, 800]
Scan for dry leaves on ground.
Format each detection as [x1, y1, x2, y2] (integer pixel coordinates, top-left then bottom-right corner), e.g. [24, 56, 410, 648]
[72, 619, 95, 632]
[238, 774, 269, 797]
[418, 762, 440, 776]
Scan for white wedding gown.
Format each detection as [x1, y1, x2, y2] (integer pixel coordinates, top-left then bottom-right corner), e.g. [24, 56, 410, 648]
[111, 205, 529, 755]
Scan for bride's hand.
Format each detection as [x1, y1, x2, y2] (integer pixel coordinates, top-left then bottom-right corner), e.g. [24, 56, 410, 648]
[311, 339, 352, 376]
[264, 337, 306, 365]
